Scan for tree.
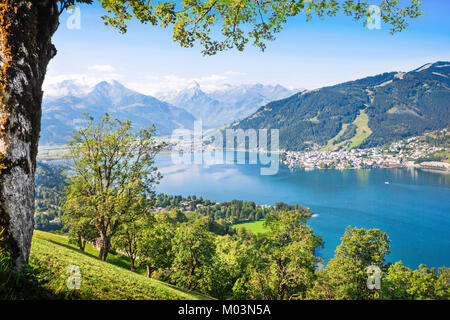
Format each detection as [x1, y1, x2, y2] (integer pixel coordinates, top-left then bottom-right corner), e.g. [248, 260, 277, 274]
[246, 211, 323, 300]
[307, 227, 390, 300]
[167, 208, 188, 224]
[63, 113, 164, 261]
[111, 199, 150, 272]
[62, 197, 98, 251]
[0, 1, 423, 269]
[137, 214, 175, 278]
[381, 262, 450, 300]
[209, 230, 256, 299]
[171, 217, 216, 291]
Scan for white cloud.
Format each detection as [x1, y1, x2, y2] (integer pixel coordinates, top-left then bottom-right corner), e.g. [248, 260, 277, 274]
[146, 75, 160, 81]
[125, 71, 248, 96]
[43, 69, 253, 98]
[224, 70, 247, 76]
[90, 64, 116, 72]
[42, 73, 123, 97]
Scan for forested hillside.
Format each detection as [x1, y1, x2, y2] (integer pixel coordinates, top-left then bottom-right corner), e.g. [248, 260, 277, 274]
[34, 162, 67, 231]
[232, 62, 450, 151]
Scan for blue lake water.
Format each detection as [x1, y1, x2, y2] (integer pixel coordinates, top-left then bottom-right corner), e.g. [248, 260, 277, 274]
[155, 152, 450, 269]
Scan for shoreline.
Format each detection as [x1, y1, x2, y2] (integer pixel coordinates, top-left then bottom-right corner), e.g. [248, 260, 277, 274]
[284, 163, 450, 174]
[37, 146, 449, 174]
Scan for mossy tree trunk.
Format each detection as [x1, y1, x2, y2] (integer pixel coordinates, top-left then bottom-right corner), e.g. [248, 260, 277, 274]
[0, 1, 59, 270]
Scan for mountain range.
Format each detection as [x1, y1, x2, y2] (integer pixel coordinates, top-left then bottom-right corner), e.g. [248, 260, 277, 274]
[41, 80, 195, 145]
[231, 62, 450, 151]
[41, 80, 299, 145]
[156, 82, 300, 128]
[42, 62, 449, 149]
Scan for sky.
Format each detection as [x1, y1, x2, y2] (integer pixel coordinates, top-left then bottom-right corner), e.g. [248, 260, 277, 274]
[44, 0, 450, 96]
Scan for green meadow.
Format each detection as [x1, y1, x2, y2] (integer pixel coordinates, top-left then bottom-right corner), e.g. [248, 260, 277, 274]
[27, 231, 212, 300]
[232, 220, 268, 235]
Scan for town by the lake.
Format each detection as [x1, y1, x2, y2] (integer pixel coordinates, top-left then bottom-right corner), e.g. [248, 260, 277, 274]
[282, 129, 449, 171]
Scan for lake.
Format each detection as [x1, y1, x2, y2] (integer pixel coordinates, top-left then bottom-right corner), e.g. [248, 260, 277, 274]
[156, 152, 450, 269]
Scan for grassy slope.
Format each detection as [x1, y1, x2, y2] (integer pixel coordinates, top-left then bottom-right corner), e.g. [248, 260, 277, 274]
[232, 220, 268, 235]
[321, 124, 349, 151]
[347, 109, 372, 150]
[29, 231, 211, 300]
[322, 109, 372, 151]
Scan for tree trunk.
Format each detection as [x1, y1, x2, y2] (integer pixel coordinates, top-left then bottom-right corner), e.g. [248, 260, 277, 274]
[277, 282, 284, 300]
[146, 264, 151, 278]
[77, 234, 83, 251]
[187, 260, 197, 290]
[0, 1, 59, 270]
[77, 234, 85, 251]
[98, 232, 111, 261]
[130, 257, 135, 272]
